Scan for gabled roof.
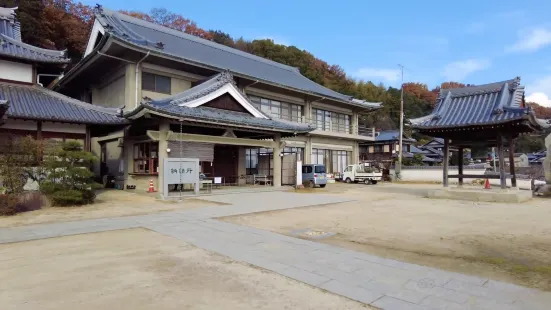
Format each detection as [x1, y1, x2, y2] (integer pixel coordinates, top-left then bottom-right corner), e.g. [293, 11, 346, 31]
[374, 130, 416, 142]
[0, 82, 126, 125]
[0, 7, 69, 64]
[409, 145, 430, 154]
[410, 78, 550, 130]
[125, 71, 313, 134]
[91, 6, 380, 109]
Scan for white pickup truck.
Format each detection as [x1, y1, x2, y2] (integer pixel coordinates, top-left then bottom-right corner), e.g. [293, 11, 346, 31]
[342, 163, 383, 185]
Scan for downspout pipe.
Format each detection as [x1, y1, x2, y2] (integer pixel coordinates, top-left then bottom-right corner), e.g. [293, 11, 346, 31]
[135, 52, 150, 105]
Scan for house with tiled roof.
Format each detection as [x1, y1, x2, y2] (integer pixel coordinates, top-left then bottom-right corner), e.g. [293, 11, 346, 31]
[358, 130, 415, 163]
[50, 5, 381, 193]
[0, 7, 125, 153]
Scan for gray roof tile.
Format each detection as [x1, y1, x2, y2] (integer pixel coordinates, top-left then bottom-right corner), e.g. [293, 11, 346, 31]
[0, 82, 126, 125]
[374, 130, 415, 142]
[0, 7, 69, 63]
[127, 71, 313, 133]
[410, 78, 550, 130]
[94, 7, 380, 109]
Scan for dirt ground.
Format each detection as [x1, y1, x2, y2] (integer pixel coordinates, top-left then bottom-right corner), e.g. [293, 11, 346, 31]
[0, 229, 370, 310]
[0, 190, 219, 228]
[225, 182, 551, 291]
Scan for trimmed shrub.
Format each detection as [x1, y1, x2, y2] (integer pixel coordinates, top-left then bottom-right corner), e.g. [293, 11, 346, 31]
[51, 190, 85, 206]
[0, 194, 19, 216]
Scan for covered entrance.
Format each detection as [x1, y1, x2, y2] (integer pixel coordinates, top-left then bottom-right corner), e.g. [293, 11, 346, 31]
[121, 71, 313, 197]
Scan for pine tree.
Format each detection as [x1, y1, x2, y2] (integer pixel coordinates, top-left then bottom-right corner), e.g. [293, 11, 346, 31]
[40, 141, 100, 206]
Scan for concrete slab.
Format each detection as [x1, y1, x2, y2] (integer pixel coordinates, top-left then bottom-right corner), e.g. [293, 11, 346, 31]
[427, 187, 533, 203]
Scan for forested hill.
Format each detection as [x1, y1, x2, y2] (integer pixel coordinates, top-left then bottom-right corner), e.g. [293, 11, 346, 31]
[2, 1, 550, 146]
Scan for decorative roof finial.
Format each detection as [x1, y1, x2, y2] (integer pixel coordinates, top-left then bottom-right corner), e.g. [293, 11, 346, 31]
[0, 7, 17, 23]
[93, 4, 103, 14]
[156, 41, 165, 49]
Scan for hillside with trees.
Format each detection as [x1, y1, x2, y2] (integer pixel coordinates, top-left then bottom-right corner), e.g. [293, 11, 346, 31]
[2, 0, 550, 152]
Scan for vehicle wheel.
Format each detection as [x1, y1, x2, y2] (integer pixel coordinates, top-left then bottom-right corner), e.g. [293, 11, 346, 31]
[309, 181, 315, 188]
[319, 184, 326, 188]
[345, 178, 352, 184]
[371, 180, 378, 185]
[364, 179, 371, 185]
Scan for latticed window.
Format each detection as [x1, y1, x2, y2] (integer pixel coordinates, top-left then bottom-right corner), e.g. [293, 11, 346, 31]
[133, 142, 159, 174]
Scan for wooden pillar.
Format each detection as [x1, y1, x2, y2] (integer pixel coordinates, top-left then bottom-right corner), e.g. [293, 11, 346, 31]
[84, 126, 91, 152]
[458, 147, 464, 186]
[272, 134, 282, 187]
[497, 135, 507, 189]
[443, 138, 449, 187]
[36, 121, 42, 140]
[508, 135, 517, 188]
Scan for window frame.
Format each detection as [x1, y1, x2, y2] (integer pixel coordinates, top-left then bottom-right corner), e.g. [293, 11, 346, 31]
[142, 72, 171, 94]
[248, 95, 303, 122]
[133, 142, 159, 174]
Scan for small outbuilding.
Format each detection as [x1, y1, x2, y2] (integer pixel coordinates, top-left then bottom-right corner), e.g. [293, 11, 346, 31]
[410, 78, 550, 189]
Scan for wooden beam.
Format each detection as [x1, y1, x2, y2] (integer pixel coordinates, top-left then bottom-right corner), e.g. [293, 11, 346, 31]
[458, 147, 464, 186]
[508, 135, 517, 188]
[147, 130, 278, 148]
[497, 135, 507, 189]
[443, 138, 449, 187]
[448, 174, 501, 179]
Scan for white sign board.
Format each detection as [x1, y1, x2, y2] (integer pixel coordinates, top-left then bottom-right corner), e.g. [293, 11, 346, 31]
[296, 160, 302, 187]
[214, 177, 222, 184]
[163, 158, 200, 198]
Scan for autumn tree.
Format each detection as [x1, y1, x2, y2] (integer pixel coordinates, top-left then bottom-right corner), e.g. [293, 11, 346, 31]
[528, 102, 551, 119]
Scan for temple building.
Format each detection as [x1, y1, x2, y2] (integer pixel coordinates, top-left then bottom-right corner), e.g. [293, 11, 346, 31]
[410, 78, 550, 189]
[1, 6, 382, 194]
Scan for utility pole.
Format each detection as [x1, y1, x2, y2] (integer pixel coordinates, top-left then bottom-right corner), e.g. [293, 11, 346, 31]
[397, 64, 404, 174]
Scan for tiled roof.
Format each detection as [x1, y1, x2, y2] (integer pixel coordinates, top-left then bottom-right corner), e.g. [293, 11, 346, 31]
[0, 7, 69, 64]
[0, 82, 126, 125]
[374, 130, 416, 142]
[126, 71, 313, 133]
[409, 145, 430, 154]
[410, 78, 550, 130]
[93, 7, 380, 109]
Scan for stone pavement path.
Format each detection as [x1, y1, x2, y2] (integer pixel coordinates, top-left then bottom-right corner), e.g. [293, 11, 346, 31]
[1, 192, 550, 310]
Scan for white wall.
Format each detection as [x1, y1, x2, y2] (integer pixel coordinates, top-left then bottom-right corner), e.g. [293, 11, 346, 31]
[0, 59, 32, 83]
[42, 122, 86, 134]
[392, 168, 532, 190]
[2, 119, 37, 130]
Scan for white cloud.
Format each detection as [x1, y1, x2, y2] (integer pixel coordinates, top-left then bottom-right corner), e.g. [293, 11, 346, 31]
[507, 27, 551, 52]
[353, 68, 401, 82]
[441, 59, 491, 81]
[526, 92, 551, 107]
[525, 75, 551, 107]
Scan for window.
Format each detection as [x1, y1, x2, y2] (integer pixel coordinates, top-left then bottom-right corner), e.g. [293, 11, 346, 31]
[248, 95, 303, 122]
[133, 142, 159, 174]
[302, 165, 313, 174]
[344, 166, 352, 172]
[314, 165, 326, 173]
[373, 145, 383, 153]
[142, 72, 171, 94]
[311, 148, 329, 166]
[332, 150, 350, 173]
[245, 148, 259, 175]
[312, 109, 351, 133]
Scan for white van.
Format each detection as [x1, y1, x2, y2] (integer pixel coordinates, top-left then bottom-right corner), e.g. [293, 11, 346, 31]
[342, 163, 382, 185]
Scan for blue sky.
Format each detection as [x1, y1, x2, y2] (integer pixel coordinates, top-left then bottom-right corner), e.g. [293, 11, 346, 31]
[85, 0, 551, 106]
